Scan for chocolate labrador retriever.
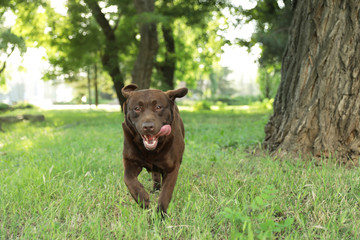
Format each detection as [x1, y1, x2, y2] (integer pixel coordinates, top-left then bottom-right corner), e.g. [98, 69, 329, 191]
[121, 84, 188, 215]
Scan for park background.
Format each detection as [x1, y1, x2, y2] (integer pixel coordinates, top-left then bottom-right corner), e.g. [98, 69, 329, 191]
[1, 0, 264, 108]
[1, 0, 360, 239]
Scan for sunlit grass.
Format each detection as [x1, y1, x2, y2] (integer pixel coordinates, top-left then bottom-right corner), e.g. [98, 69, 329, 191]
[179, 98, 273, 112]
[179, 105, 253, 112]
[1, 107, 359, 239]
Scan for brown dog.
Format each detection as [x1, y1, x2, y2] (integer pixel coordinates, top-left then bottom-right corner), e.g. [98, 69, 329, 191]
[121, 84, 188, 215]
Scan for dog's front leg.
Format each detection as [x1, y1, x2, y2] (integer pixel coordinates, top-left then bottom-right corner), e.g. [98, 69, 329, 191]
[123, 161, 150, 209]
[157, 163, 180, 214]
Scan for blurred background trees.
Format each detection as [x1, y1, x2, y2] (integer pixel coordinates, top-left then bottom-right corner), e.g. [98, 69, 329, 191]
[0, 0, 27, 88]
[236, 0, 292, 100]
[0, 0, 293, 107]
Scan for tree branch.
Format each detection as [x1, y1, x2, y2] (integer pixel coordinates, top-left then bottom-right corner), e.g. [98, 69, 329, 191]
[112, 12, 122, 31]
[0, 62, 6, 74]
[84, 0, 114, 40]
[0, 45, 16, 74]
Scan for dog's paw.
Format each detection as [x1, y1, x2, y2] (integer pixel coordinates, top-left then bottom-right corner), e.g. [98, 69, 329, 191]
[139, 199, 150, 209]
[156, 206, 169, 219]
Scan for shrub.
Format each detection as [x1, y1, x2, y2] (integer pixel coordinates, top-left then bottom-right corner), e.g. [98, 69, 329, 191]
[220, 185, 294, 239]
[12, 102, 36, 110]
[215, 101, 227, 110]
[0, 103, 10, 112]
[214, 96, 260, 105]
[250, 98, 274, 110]
[194, 100, 212, 111]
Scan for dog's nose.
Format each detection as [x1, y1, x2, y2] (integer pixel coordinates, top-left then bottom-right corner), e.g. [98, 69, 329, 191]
[142, 122, 155, 132]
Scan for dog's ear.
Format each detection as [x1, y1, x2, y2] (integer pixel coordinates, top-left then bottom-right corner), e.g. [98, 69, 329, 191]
[122, 84, 138, 98]
[166, 88, 188, 101]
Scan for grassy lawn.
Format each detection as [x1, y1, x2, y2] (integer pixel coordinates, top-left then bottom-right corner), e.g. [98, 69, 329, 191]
[1, 108, 359, 239]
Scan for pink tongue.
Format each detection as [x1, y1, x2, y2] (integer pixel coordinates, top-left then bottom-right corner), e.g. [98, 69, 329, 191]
[156, 125, 171, 137]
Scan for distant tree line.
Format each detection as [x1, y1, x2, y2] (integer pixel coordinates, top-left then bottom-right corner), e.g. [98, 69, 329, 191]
[1, 0, 295, 108]
[2, 0, 236, 109]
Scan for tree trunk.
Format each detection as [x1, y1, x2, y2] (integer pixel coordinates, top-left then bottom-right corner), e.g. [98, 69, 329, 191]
[94, 63, 99, 107]
[264, 72, 270, 99]
[264, 0, 360, 161]
[132, 0, 158, 89]
[156, 25, 176, 90]
[87, 67, 92, 106]
[85, 0, 126, 109]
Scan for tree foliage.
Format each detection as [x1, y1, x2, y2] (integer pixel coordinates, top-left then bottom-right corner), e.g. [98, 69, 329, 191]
[0, 1, 29, 86]
[0, 25, 26, 83]
[11, 0, 136, 106]
[16, 0, 227, 86]
[154, 16, 227, 91]
[256, 63, 280, 99]
[153, 0, 229, 90]
[235, 0, 293, 99]
[236, 0, 292, 66]
[6, 0, 234, 106]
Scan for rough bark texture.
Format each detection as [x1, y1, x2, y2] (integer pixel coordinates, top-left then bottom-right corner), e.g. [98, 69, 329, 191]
[264, 0, 360, 160]
[84, 0, 126, 109]
[132, 0, 158, 89]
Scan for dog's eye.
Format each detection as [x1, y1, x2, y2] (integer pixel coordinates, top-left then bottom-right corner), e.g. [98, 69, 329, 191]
[134, 107, 141, 112]
[155, 105, 162, 111]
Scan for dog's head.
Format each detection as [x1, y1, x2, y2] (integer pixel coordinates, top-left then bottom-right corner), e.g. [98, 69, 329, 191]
[122, 84, 188, 151]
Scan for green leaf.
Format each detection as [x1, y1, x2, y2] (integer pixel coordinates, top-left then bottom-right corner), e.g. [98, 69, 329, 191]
[255, 196, 265, 207]
[259, 219, 275, 231]
[283, 217, 294, 227]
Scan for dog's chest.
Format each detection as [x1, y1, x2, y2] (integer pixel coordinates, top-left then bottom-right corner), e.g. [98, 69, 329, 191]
[139, 154, 175, 173]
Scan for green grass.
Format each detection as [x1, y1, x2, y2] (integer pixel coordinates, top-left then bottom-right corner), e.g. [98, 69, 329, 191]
[1, 108, 359, 239]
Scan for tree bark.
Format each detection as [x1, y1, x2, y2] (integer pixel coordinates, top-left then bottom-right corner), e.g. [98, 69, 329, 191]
[132, 0, 158, 89]
[156, 25, 176, 90]
[264, 72, 270, 99]
[84, 0, 126, 109]
[264, 0, 360, 161]
[87, 67, 92, 106]
[94, 63, 99, 107]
